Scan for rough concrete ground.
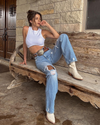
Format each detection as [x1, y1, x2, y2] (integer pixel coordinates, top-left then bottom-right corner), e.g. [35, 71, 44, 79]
[0, 60, 100, 125]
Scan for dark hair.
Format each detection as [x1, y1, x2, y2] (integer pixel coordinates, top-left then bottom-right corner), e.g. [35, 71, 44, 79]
[27, 10, 42, 26]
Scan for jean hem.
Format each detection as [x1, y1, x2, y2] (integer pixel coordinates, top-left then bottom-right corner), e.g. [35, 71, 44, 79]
[46, 110, 54, 114]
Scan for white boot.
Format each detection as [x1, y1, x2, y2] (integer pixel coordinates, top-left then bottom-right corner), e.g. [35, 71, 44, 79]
[68, 62, 83, 80]
[46, 112, 55, 124]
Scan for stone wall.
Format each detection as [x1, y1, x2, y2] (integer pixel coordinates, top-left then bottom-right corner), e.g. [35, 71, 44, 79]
[16, 0, 84, 47]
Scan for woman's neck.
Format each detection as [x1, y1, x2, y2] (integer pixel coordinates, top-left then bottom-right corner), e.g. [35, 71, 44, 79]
[31, 26, 38, 31]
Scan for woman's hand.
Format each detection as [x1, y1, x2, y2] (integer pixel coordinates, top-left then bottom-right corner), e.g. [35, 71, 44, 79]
[40, 20, 59, 39]
[39, 20, 49, 27]
[20, 60, 27, 65]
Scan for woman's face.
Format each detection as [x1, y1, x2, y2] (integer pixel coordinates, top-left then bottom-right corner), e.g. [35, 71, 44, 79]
[30, 14, 41, 27]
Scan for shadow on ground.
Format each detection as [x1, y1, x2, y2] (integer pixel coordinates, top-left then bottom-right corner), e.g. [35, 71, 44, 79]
[0, 64, 9, 73]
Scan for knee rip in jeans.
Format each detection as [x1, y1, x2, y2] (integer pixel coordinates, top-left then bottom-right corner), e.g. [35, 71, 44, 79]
[45, 65, 56, 75]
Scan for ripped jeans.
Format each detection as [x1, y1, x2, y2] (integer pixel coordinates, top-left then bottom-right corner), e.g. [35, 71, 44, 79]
[35, 34, 77, 113]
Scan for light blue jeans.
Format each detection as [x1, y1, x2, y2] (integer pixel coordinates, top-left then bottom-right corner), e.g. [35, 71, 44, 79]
[35, 34, 77, 113]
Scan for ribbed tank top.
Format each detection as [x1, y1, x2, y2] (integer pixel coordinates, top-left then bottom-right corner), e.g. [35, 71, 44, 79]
[26, 27, 45, 48]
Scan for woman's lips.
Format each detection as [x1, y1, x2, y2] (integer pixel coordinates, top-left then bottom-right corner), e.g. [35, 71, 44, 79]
[38, 22, 41, 25]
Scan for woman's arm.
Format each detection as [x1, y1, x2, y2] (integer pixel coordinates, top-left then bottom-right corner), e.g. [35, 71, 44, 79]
[40, 20, 59, 39]
[21, 26, 28, 65]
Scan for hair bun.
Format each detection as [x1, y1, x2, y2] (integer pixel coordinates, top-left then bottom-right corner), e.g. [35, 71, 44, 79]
[27, 10, 35, 15]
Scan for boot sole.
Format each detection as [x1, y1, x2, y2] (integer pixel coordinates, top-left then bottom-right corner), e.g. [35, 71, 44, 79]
[68, 72, 83, 81]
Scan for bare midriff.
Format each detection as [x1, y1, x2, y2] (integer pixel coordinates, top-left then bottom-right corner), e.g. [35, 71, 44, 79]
[29, 45, 44, 54]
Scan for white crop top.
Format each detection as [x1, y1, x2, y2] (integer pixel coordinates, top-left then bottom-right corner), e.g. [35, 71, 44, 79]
[26, 27, 45, 48]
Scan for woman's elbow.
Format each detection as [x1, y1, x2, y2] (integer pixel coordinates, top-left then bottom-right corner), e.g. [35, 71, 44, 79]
[55, 34, 60, 39]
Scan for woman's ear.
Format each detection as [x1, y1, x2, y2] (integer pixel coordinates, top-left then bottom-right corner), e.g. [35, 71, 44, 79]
[30, 20, 32, 24]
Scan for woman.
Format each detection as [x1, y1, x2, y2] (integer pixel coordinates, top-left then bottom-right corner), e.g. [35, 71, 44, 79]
[21, 10, 83, 124]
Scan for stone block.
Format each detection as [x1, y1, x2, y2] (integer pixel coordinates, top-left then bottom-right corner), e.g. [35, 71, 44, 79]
[16, 20, 25, 27]
[16, 36, 23, 42]
[16, 13, 27, 20]
[40, 9, 54, 15]
[28, 0, 38, 5]
[38, 4, 54, 11]
[44, 19, 49, 24]
[54, 19, 60, 24]
[46, 0, 65, 4]
[60, 23, 81, 32]
[54, 24, 60, 32]
[71, 0, 83, 11]
[24, 20, 29, 26]
[38, 5, 45, 11]
[42, 13, 60, 20]
[17, 4, 30, 13]
[70, 11, 82, 23]
[55, 0, 71, 13]
[46, 0, 52, 4]
[48, 20, 54, 27]
[60, 13, 66, 23]
[38, 0, 46, 5]
[16, 28, 23, 36]
[30, 6, 38, 11]
[61, 11, 82, 24]
[18, 0, 27, 5]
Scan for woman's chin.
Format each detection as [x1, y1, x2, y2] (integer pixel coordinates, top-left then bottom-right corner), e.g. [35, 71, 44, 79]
[37, 24, 41, 27]
[37, 25, 41, 28]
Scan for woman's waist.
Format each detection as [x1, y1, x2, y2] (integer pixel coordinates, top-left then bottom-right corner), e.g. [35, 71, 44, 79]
[29, 45, 44, 54]
[31, 46, 50, 57]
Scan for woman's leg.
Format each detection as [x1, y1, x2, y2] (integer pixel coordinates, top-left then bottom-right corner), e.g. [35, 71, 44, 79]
[35, 58, 58, 123]
[36, 62, 58, 113]
[51, 33, 77, 64]
[45, 66, 58, 114]
[50, 34, 83, 80]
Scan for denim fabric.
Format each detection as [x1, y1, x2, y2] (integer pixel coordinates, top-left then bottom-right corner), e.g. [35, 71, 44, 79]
[35, 34, 77, 113]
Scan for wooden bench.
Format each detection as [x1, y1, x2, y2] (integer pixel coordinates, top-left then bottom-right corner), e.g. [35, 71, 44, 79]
[8, 32, 100, 108]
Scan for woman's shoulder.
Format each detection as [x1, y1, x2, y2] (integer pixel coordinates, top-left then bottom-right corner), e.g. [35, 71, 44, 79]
[23, 26, 29, 31]
[23, 26, 30, 35]
[22, 26, 30, 37]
